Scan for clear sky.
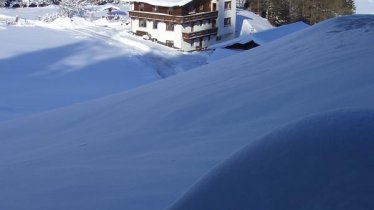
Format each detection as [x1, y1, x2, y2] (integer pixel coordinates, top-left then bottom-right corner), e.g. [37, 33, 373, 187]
[355, 0, 374, 14]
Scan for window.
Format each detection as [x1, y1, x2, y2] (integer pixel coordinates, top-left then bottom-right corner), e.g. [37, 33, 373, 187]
[153, 21, 158, 29]
[224, 1, 232, 10]
[224, 17, 231, 26]
[166, 22, 174, 31]
[139, 19, 147, 28]
[140, 3, 144, 11]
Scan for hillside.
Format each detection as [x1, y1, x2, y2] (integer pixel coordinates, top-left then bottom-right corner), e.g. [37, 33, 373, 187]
[0, 15, 374, 210]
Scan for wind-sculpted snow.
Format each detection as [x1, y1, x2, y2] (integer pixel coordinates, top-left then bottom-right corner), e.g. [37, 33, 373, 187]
[0, 23, 206, 121]
[0, 16, 374, 210]
[168, 109, 374, 210]
[330, 15, 374, 33]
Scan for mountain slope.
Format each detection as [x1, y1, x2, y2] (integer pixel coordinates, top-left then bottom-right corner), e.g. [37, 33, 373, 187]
[0, 15, 374, 210]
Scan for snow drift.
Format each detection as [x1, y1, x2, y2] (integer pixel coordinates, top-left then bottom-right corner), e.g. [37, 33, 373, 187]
[0, 15, 374, 210]
[168, 109, 374, 210]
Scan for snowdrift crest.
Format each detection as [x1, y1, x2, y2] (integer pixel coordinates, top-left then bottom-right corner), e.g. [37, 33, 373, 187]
[168, 109, 374, 210]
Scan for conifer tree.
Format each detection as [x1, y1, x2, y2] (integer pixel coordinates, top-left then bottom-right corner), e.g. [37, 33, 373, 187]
[246, 0, 356, 26]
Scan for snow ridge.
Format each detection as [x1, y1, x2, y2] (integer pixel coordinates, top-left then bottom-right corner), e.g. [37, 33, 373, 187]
[167, 109, 374, 210]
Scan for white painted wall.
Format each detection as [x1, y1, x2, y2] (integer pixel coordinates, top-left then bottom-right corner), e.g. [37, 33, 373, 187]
[129, 0, 236, 51]
[214, 0, 236, 39]
[131, 19, 184, 48]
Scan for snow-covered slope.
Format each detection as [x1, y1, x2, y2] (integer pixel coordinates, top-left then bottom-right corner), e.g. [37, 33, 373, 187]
[168, 109, 374, 210]
[0, 26, 160, 121]
[0, 21, 206, 121]
[250, 21, 309, 45]
[1, 15, 374, 210]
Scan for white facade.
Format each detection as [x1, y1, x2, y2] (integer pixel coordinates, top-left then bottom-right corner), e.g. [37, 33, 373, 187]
[215, 0, 236, 39]
[129, 0, 236, 51]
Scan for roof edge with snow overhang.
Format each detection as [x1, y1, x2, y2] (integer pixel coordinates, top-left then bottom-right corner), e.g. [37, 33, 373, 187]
[128, 0, 193, 7]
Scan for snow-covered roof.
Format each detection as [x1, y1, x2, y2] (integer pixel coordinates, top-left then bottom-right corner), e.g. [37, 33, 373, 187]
[128, 0, 193, 7]
[99, 5, 121, 11]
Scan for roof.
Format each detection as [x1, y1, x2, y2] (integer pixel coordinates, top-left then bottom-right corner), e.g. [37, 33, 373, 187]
[99, 5, 121, 11]
[129, 0, 193, 7]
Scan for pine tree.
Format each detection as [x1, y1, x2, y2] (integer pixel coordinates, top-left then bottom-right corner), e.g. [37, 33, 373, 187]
[248, 0, 356, 26]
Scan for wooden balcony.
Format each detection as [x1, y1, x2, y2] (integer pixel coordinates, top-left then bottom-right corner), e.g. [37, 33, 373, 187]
[182, 27, 218, 40]
[129, 11, 218, 24]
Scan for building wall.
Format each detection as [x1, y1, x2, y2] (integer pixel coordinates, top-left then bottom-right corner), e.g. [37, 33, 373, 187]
[131, 19, 184, 49]
[214, 0, 236, 40]
[130, 0, 236, 51]
[132, 0, 212, 16]
[181, 20, 218, 51]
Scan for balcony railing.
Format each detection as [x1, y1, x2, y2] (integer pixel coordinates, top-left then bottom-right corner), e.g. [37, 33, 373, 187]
[182, 28, 218, 40]
[129, 11, 218, 24]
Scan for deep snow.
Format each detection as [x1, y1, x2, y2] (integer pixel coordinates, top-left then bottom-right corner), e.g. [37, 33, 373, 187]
[0, 15, 373, 210]
[0, 7, 208, 121]
[168, 109, 374, 210]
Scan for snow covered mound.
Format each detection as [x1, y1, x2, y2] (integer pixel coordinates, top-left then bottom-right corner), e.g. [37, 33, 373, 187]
[168, 109, 374, 210]
[0, 15, 374, 210]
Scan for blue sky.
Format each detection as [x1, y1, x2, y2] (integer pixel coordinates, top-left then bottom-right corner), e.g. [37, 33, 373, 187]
[355, 0, 374, 14]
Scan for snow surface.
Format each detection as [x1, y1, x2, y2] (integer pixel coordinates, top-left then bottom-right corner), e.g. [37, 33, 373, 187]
[250, 21, 310, 45]
[168, 109, 374, 210]
[0, 5, 59, 20]
[206, 48, 241, 63]
[0, 15, 374, 210]
[0, 8, 207, 121]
